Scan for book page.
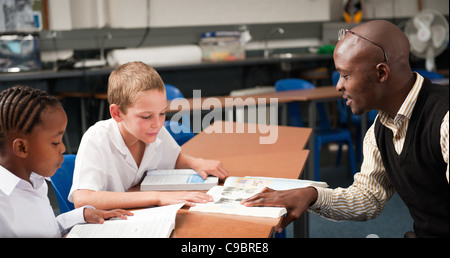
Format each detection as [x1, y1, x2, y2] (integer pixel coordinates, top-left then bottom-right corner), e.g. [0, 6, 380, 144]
[67, 203, 183, 238]
[67, 220, 174, 238]
[190, 186, 286, 218]
[208, 185, 261, 202]
[224, 176, 328, 190]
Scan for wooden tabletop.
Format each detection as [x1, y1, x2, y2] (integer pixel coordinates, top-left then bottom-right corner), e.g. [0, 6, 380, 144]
[248, 85, 341, 101]
[167, 86, 341, 112]
[170, 121, 311, 238]
[172, 209, 281, 238]
[181, 121, 311, 179]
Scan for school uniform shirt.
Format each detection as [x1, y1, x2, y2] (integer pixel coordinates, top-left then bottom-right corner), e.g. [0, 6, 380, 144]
[0, 166, 88, 238]
[68, 118, 181, 201]
[309, 73, 449, 222]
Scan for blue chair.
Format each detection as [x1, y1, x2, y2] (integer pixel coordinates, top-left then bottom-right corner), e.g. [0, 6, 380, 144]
[164, 84, 194, 145]
[165, 84, 184, 100]
[412, 69, 444, 80]
[332, 71, 377, 164]
[50, 154, 76, 214]
[275, 78, 357, 181]
[164, 120, 195, 145]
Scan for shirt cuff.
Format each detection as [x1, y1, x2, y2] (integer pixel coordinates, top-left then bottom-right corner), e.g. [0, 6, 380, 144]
[308, 186, 333, 214]
[56, 205, 95, 236]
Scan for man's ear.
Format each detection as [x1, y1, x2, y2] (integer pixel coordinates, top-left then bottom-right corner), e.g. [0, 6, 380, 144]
[12, 138, 28, 158]
[110, 104, 123, 122]
[376, 63, 390, 83]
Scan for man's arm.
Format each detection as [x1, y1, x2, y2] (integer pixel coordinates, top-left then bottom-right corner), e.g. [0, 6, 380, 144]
[243, 124, 395, 229]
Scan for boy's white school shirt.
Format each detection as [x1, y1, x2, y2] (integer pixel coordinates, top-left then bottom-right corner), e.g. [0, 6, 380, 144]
[68, 119, 181, 201]
[0, 166, 88, 237]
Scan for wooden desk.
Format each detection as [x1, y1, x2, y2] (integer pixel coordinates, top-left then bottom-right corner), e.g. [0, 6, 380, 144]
[170, 121, 311, 238]
[276, 86, 344, 180]
[167, 86, 348, 180]
[166, 86, 340, 113]
[172, 209, 281, 238]
[227, 86, 364, 181]
[181, 121, 311, 178]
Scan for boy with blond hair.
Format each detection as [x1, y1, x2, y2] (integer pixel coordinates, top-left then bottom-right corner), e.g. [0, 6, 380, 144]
[69, 62, 228, 210]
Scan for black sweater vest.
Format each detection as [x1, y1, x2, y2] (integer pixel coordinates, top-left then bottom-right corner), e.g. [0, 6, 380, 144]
[375, 78, 449, 238]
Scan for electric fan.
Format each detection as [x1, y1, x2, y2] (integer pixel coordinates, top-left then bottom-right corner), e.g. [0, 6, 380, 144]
[404, 9, 449, 71]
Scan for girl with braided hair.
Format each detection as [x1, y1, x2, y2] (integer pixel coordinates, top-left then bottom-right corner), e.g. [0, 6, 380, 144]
[0, 85, 132, 237]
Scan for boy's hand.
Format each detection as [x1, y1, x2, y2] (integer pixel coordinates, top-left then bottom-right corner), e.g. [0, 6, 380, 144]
[192, 158, 229, 180]
[156, 191, 213, 207]
[83, 208, 134, 224]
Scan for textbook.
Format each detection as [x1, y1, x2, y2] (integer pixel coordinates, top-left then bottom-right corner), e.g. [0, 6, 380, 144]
[66, 203, 183, 238]
[140, 169, 218, 191]
[189, 176, 328, 218]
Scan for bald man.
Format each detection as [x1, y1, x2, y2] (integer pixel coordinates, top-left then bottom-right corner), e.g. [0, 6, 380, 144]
[242, 20, 449, 238]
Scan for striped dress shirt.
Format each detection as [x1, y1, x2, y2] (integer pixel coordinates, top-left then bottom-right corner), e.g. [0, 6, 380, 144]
[309, 73, 449, 221]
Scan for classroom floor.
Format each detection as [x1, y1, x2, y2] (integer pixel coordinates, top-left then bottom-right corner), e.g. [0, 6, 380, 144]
[47, 143, 414, 238]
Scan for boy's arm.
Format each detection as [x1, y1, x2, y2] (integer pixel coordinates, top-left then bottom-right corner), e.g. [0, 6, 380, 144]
[72, 189, 212, 210]
[175, 152, 229, 179]
[57, 206, 132, 236]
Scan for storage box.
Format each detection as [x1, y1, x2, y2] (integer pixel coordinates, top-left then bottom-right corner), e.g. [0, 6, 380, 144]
[199, 37, 245, 62]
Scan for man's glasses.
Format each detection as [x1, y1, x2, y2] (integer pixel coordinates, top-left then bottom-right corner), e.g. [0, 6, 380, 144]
[338, 28, 388, 62]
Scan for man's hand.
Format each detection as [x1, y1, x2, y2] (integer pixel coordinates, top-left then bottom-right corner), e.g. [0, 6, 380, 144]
[241, 187, 318, 233]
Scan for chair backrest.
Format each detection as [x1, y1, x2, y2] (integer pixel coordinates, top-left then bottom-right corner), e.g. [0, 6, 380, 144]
[165, 84, 184, 100]
[50, 154, 76, 213]
[275, 79, 313, 127]
[331, 70, 340, 86]
[275, 78, 331, 129]
[275, 78, 315, 91]
[412, 69, 444, 80]
[332, 71, 349, 124]
[164, 120, 195, 145]
[164, 83, 191, 129]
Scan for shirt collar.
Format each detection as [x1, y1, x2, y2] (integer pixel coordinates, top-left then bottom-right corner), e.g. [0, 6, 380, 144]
[109, 118, 162, 156]
[378, 72, 424, 124]
[0, 166, 45, 196]
[110, 119, 131, 156]
[396, 72, 424, 120]
[0, 165, 20, 195]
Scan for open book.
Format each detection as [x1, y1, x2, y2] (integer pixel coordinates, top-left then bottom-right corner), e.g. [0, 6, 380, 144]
[189, 176, 328, 218]
[66, 203, 183, 238]
[140, 169, 218, 191]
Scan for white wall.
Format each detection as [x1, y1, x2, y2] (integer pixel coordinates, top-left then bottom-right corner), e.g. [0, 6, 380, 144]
[47, 0, 72, 30]
[107, 0, 149, 28]
[70, 0, 107, 29]
[47, 0, 339, 30]
[47, 0, 148, 30]
[148, 0, 339, 28]
[363, 0, 448, 19]
[46, 0, 449, 30]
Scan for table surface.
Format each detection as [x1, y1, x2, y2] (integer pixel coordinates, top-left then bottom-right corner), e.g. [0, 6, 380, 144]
[170, 121, 311, 238]
[181, 121, 311, 178]
[167, 85, 341, 112]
